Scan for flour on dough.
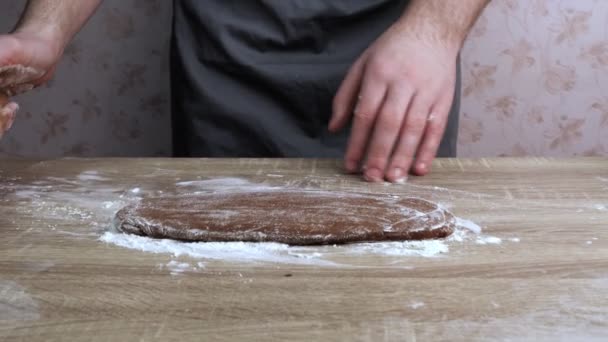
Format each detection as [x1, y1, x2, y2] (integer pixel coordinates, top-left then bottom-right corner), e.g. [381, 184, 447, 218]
[114, 190, 456, 245]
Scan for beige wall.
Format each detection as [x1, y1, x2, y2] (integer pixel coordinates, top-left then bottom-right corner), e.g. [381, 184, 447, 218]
[1, 0, 607, 158]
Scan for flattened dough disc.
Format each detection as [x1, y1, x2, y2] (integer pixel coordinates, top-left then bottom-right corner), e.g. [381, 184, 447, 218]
[114, 190, 455, 245]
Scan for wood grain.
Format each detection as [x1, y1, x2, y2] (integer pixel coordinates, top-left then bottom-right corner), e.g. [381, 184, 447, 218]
[1, 158, 608, 341]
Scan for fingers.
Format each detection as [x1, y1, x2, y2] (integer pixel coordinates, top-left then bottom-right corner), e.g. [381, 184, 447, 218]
[385, 94, 433, 183]
[4, 83, 35, 97]
[330, 58, 365, 132]
[411, 90, 454, 176]
[343, 72, 387, 173]
[0, 64, 44, 90]
[0, 101, 19, 134]
[362, 84, 414, 182]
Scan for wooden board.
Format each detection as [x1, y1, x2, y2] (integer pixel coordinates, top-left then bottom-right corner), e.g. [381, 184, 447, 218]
[1, 158, 608, 341]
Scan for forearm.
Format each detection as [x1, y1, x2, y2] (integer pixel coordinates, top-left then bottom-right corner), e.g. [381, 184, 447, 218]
[12, 0, 102, 53]
[398, 0, 490, 53]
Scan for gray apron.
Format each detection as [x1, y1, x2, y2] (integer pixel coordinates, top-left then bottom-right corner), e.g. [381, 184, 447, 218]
[171, 0, 460, 157]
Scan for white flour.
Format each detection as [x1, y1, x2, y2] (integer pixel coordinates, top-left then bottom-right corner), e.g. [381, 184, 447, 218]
[475, 236, 503, 245]
[99, 209, 502, 268]
[162, 260, 199, 275]
[77, 170, 109, 182]
[99, 227, 485, 267]
[409, 301, 425, 310]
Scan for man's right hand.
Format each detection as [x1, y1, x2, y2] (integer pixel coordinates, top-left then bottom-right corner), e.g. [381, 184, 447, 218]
[0, 30, 62, 138]
[0, 0, 102, 139]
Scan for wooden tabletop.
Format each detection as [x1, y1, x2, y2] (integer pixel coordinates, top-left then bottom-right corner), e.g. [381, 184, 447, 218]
[1, 158, 607, 341]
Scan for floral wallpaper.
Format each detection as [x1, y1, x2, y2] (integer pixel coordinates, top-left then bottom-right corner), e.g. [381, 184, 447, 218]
[1, 0, 607, 158]
[460, 0, 608, 157]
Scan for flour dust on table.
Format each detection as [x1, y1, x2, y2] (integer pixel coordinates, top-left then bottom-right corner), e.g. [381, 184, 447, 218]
[3, 170, 509, 269]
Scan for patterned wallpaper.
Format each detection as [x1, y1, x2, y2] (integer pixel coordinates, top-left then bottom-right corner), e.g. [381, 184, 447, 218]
[0, 0, 172, 157]
[1, 0, 607, 158]
[460, 0, 608, 157]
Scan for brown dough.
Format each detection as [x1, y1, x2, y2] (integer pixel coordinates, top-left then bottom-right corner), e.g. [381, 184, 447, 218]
[114, 190, 456, 245]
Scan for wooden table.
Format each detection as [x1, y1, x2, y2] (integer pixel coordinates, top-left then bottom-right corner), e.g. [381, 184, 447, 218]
[1, 158, 607, 341]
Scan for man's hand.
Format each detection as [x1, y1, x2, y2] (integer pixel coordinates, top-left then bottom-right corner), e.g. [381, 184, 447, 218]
[329, 0, 489, 182]
[0, 0, 102, 138]
[0, 92, 18, 137]
[0, 31, 62, 138]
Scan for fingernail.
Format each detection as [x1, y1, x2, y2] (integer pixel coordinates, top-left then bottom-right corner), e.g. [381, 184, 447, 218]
[364, 168, 383, 182]
[392, 168, 408, 184]
[396, 177, 408, 184]
[418, 163, 427, 171]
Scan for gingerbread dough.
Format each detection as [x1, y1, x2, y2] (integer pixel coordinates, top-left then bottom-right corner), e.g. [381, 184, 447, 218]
[114, 190, 456, 245]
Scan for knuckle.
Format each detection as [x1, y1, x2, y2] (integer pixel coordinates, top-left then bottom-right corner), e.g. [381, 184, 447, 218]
[424, 135, 443, 149]
[379, 111, 403, 129]
[368, 58, 393, 80]
[397, 82, 416, 96]
[354, 110, 376, 123]
[403, 117, 427, 132]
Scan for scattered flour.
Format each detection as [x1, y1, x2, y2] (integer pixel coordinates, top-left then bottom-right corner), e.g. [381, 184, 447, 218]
[99, 213, 497, 268]
[409, 301, 425, 310]
[77, 170, 108, 182]
[176, 178, 252, 188]
[103, 201, 117, 209]
[7, 172, 504, 269]
[163, 260, 197, 275]
[475, 236, 503, 245]
[345, 240, 449, 258]
[99, 176, 504, 266]
[455, 217, 482, 234]
[176, 178, 281, 193]
[100, 232, 337, 266]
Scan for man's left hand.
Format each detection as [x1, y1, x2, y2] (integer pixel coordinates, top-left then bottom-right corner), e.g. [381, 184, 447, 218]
[329, 19, 459, 183]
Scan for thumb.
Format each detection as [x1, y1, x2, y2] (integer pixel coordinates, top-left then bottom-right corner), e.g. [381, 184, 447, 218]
[0, 35, 21, 66]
